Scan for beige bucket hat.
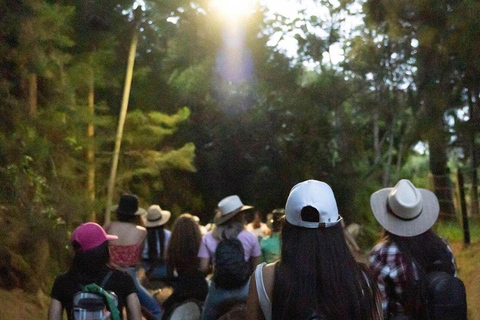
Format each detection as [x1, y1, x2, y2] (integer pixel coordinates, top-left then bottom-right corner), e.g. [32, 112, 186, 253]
[370, 179, 439, 237]
[215, 195, 253, 225]
[144, 205, 171, 228]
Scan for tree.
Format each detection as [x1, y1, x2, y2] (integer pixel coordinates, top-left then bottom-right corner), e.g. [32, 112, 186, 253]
[362, 0, 468, 218]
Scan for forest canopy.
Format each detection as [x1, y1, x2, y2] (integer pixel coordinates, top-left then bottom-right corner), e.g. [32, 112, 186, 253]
[0, 0, 478, 292]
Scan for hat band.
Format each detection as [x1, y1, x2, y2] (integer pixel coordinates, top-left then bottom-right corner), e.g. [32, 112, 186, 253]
[148, 215, 163, 222]
[387, 204, 422, 221]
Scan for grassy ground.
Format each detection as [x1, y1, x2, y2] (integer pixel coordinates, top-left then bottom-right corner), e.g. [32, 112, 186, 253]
[436, 218, 480, 320]
[450, 241, 480, 320]
[435, 219, 480, 243]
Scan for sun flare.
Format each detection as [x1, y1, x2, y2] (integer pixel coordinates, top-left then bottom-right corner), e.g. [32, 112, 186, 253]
[211, 0, 257, 21]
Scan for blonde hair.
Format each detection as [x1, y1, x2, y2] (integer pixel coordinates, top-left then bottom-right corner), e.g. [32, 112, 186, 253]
[212, 212, 245, 241]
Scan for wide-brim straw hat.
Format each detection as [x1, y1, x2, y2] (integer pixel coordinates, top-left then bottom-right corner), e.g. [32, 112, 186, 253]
[144, 205, 171, 227]
[110, 194, 147, 216]
[370, 179, 439, 237]
[215, 195, 253, 225]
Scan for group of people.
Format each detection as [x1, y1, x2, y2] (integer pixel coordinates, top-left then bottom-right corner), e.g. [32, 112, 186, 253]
[48, 178, 464, 320]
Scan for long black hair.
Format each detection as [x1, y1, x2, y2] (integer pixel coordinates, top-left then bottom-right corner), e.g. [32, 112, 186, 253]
[70, 241, 110, 283]
[146, 225, 166, 263]
[387, 230, 455, 276]
[384, 230, 455, 315]
[272, 208, 381, 320]
[116, 212, 144, 226]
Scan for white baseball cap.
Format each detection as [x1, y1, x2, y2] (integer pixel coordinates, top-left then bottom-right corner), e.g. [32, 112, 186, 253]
[285, 180, 342, 228]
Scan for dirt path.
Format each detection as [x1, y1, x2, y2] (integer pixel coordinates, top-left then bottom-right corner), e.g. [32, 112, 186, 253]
[0, 288, 49, 319]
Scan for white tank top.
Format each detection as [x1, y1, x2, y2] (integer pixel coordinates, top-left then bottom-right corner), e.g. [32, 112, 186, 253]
[254, 262, 272, 320]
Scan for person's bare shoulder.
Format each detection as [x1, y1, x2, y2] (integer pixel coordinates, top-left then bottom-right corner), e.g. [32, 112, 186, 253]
[136, 225, 146, 233]
[135, 225, 147, 241]
[263, 262, 276, 301]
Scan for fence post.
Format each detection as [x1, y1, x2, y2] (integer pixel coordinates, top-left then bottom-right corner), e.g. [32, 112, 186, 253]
[457, 170, 471, 245]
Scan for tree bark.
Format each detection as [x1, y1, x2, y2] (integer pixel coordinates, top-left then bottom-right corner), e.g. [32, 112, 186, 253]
[28, 73, 37, 117]
[383, 119, 395, 187]
[396, 139, 404, 178]
[373, 108, 380, 165]
[428, 126, 456, 218]
[468, 89, 479, 217]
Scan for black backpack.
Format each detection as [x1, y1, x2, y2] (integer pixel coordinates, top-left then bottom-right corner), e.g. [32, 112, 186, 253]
[418, 271, 467, 320]
[213, 238, 250, 290]
[394, 262, 468, 320]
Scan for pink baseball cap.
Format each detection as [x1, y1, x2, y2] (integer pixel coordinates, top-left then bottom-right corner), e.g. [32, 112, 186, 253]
[71, 222, 118, 252]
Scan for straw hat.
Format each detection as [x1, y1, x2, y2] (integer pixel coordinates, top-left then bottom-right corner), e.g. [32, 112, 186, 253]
[370, 179, 439, 237]
[215, 195, 253, 225]
[144, 205, 171, 227]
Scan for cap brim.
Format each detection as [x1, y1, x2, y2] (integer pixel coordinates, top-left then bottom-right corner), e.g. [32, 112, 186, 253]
[215, 205, 253, 225]
[370, 188, 439, 237]
[106, 234, 118, 240]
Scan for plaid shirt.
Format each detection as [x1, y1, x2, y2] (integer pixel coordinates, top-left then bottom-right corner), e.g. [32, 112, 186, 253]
[368, 239, 456, 318]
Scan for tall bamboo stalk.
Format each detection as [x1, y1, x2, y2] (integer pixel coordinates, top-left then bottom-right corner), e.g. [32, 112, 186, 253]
[105, 30, 138, 224]
[28, 73, 37, 117]
[87, 67, 96, 221]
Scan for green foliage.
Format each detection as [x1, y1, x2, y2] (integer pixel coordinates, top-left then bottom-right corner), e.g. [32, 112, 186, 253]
[0, 0, 478, 293]
[169, 62, 214, 101]
[0, 157, 70, 292]
[435, 220, 480, 244]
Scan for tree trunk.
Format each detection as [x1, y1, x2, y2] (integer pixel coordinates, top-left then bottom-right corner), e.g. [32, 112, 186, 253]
[396, 139, 404, 179]
[417, 29, 456, 219]
[87, 67, 96, 221]
[471, 135, 479, 217]
[373, 108, 380, 165]
[105, 30, 139, 224]
[28, 73, 37, 117]
[383, 119, 395, 187]
[428, 129, 456, 219]
[468, 89, 479, 217]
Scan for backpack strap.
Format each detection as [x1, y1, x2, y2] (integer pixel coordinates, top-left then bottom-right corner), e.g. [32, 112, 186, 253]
[100, 270, 113, 288]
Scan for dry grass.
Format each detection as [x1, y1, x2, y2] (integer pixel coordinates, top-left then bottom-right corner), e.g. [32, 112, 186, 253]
[0, 288, 49, 320]
[450, 241, 480, 320]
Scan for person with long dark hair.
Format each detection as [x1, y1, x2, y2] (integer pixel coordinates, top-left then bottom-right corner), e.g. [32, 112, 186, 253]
[369, 179, 458, 319]
[141, 204, 172, 280]
[246, 180, 382, 320]
[48, 222, 142, 320]
[160, 213, 208, 318]
[105, 194, 163, 320]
